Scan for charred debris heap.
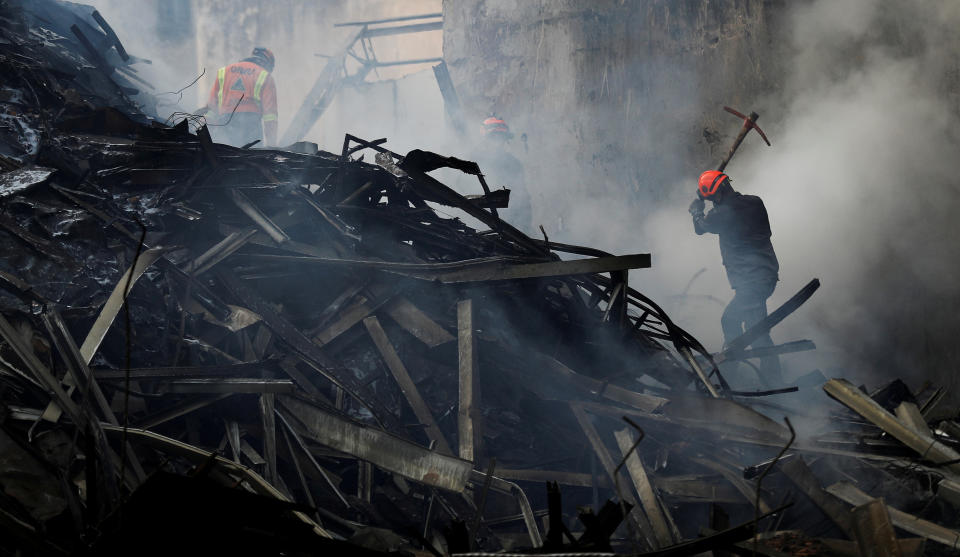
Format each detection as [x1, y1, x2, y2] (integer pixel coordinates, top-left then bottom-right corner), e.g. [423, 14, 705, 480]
[2, 1, 960, 556]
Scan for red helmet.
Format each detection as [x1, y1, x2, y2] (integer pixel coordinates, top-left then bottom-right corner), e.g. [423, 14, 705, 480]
[482, 116, 509, 136]
[698, 170, 728, 198]
[252, 46, 275, 71]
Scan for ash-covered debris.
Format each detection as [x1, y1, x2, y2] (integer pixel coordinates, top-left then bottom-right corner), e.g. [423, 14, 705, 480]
[1, 2, 960, 557]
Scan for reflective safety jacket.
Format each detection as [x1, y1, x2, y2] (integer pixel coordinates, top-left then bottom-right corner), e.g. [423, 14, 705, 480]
[206, 61, 277, 124]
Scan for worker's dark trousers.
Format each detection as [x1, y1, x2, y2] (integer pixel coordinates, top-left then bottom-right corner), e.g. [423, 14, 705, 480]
[721, 278, 783, 387]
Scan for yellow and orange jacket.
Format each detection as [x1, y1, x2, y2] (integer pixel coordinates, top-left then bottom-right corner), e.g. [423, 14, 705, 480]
[206, 60, 277, 124]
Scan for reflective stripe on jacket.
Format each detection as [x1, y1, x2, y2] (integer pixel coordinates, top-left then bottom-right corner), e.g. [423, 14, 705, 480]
[207, 60, 277, 121]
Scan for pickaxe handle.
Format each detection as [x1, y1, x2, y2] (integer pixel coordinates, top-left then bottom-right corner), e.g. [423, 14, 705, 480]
[717, 107, 770, 173]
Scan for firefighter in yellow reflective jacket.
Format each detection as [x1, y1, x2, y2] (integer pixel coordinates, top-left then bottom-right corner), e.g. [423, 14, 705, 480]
[205, 47, 278, 147]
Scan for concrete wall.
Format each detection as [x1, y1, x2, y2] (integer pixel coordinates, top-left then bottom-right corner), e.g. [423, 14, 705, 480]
[443, 0, 790, 232]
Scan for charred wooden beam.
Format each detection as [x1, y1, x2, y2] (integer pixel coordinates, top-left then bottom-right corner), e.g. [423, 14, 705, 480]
[279, 396, 472, 492]
[457, 299, 478, 463]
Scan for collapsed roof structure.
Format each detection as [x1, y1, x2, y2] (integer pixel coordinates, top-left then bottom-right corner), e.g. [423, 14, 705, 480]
[1, 2, 959, 556]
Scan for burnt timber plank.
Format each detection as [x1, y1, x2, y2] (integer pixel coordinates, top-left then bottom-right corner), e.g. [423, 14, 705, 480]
[824, 379, 960, 476]
[827, 482, 960, 550]
[383, 297, 454, 347]
[279, 396, 472, 492]
[779, 456, 855, 537]
[690, 457, 771, 514]
[894, 402, 932, 438]
[261, 393, 278, 485]
[722, 279, 820, 355]
[614, 428, 674, 548]
[570, 404, 656, 550]
[850, 498, 902, 557]
[457, 299, 478, 462]
[363, 316, 453, 455]
[244, 253, 651, 283]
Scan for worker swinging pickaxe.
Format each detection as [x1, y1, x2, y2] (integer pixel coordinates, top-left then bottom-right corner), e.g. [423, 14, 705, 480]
[686, 107, 784, 395]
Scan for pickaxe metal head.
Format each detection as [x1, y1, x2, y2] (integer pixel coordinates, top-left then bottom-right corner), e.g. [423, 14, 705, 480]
[724, 106, 771, 146]
[716, 106, 771, 173]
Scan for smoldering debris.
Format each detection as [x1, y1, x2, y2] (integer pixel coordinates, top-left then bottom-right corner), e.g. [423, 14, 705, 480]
[1, 1, 960, 556]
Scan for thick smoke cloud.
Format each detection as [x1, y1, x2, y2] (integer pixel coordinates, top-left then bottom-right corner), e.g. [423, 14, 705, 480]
[635, 0, 960, 395]
[85, 0, 960, 401]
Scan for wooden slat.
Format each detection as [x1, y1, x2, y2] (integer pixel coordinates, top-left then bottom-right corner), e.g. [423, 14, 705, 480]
[261, 393, 278, 485]
[827, 482, 960, 550]
[614, 428, 674, 548]
[280, 396, 473, 492]
[457, 299, 478, 462]
[383, 297, 454, 347]
[690, 457, 770, 514]
[824, 379, 960, 476]
[894, 402, 932, 438]
[850, 498, 902, 557]
[570, 404, 656, 550]
[780, 456, 854, 537]
[363, 316, 453, 455]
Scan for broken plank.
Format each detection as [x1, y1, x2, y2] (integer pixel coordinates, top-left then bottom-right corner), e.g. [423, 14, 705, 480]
[850, 498, 902, 557]
[41, 310, 147, 483]
[183, 227, 258, 275]
[274, 409, 350, 508]
[936, 478, 960, 509]
[383, 296, 454, 347]
[569, 404, 656, 550]
[714, 340, 816, 363]
[79, 247, 166, 364]
[157, 378, 295, 394]
[245, 253, 651, 284]
[496, 468, 611, 488]
[281, 425, 318, 518]
[826, 481, 960, 550]
[614, 428, 674, 548]
[653, 475, 742, 504]
[230, 189, 289, 244]
[722, 279, 820, 354]
[894, 402, 932, 438]
[457, 299, 478, 462]
[261, 393, 278, 485]
[93, 361, 271, 380]
[779, 455, 854, 537]
[363, 316, 453, 455]
[690, 457, 771, 514]
[823, 379, 960, 476]
[279, 395, 473, 492]
[938, 420, 960, 441]
[466, 470, 543, 548]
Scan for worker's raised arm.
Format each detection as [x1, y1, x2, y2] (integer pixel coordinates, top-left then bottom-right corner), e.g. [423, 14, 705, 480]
[260, 75, 278, 147]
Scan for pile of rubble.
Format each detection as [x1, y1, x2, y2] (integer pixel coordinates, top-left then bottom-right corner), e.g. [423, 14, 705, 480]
[2, 1, 960, 556]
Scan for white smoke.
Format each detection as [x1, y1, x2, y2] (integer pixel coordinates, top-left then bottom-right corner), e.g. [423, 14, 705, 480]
[637, 0, 960, 394]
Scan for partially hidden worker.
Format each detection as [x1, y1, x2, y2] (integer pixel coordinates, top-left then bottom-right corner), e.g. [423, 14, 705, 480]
[205, 47, 278, 148]
[689, 170, 783, 387]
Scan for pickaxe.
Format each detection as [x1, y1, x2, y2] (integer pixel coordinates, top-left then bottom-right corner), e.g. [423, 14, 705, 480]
[716, 106, 771, 172]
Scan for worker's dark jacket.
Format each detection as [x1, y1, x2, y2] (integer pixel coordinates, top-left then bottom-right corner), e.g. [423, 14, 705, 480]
[693, 192, 779, 290]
